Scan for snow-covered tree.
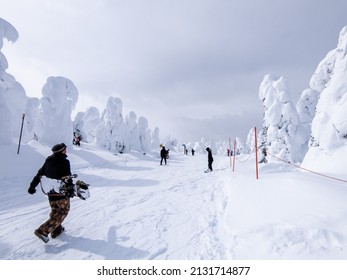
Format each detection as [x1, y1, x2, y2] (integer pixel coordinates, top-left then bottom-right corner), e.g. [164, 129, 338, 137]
[309, 25, 347, 151]
[23, 97, 40, 142]
[96, 97, 126, 153]
[235, 137, 245, 155]
[74, 97, 160, 154]
[0, 18, 28, 145]
[245, 127, 256, 154]
[138, 116, 151, 153]
[257, 127, 267, 152]
[124, 111, 141, 152]
[35, 76, 78, 147]
[296, 88, 319, 145]
[259, 74, 307, 163]
[214, 139, 229, 156]
[296, 37, 338, 150]
[73, 106, 101, 143]
[163, 136, 178, 151]
[309, 49, 336, 94]
[0, 91, 11, 145]
[72, 112, 84, 137]
[151, 127, 160, 149]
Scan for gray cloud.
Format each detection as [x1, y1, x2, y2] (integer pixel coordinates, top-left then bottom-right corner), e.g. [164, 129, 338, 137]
[2, 0, 347, 142]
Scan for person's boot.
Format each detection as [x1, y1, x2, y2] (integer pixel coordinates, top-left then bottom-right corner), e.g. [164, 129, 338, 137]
[34, 229, 49, 243]
[51, 225, 65, 239]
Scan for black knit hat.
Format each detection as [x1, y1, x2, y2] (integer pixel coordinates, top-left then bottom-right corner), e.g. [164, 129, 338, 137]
[51, 143, 67, 153]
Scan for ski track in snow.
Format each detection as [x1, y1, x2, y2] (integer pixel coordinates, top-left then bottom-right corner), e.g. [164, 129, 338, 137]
[1, 145, 347, 259]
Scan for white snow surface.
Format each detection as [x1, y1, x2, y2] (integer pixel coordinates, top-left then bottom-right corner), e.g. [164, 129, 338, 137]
[1, 141, 347, 260]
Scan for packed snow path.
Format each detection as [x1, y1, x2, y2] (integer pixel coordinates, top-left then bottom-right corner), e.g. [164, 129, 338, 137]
[1, 143, 347, 259]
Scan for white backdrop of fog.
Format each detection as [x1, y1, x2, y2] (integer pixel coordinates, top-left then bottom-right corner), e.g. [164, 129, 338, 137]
[2, 0, 347, 142]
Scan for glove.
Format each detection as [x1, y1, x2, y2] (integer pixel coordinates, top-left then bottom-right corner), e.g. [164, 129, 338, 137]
[28, 185, 36, 194]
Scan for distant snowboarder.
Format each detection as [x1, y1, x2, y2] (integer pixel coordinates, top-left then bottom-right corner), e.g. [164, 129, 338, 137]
[160, 146, 169, 165]
[73, 132, 81, 146]
[205, 147, 214, 172]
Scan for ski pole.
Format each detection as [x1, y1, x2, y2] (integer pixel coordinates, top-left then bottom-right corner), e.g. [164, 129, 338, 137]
[17, 113, 25, 154]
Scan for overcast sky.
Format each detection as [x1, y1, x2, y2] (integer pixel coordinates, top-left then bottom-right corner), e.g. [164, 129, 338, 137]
[1, 0, 347, 143]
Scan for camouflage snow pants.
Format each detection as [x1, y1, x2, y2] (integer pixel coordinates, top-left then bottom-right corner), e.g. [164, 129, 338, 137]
[37, 198, 70, 237]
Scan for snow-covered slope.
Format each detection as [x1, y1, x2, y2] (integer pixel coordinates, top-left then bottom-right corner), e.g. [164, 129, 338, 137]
[1, 141, 347, 260]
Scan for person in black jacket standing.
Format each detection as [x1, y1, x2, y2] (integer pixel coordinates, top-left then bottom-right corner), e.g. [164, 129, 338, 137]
[28, 143, 74, 243]
[160, 146, 168, 165]
[206, 147, 214, 172]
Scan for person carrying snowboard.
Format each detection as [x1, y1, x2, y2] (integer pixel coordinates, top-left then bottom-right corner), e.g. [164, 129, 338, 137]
[27, 143, 74, 243]
[206, 147, 214, 172]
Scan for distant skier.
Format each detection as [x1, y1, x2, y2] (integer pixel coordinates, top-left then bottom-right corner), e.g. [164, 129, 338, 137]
[28, 143, 75, 243]
[205, 147, 214, 172]
[191, 148, 195, 156]
[160, 146, 168, 165]
[73, 132, 81, 146]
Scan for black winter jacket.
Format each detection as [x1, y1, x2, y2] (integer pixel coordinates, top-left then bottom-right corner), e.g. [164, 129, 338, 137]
[207, 150, 214, 163]
[160, 148, 168, 158]
[29, 153, 72, 201]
